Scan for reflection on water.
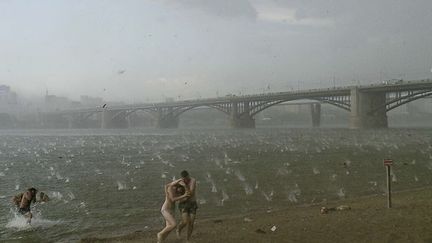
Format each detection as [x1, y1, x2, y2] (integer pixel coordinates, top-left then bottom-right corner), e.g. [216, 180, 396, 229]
[0, 128, 431, 242]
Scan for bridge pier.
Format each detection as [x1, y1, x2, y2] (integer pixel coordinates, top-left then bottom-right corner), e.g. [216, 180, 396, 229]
[66, 114, 85, 129]
[126, 112, 141, 128]
[230, 101, 255, 128]
[41, 113, 69, 129]
[310, 103, 321, 128]
[126, 115, 132, 128]
[101, 110, 113, 128]
[157, 108, 179, 128]
[350, 88, 388, 129]
[67, 116, 74, 129]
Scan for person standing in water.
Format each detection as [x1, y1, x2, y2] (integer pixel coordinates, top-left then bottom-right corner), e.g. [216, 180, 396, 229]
[17, 187, 38, 224]
[176, 170, 198, 242]
[157, 179, 190, 243]
[12, 190, 49, 207]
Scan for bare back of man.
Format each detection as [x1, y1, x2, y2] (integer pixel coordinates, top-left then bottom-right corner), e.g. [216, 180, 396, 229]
[18, 188, 37, 224]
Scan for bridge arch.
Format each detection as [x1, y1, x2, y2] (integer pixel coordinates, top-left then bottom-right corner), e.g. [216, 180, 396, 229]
[110, 108, 158, 121]
[249, 99, 296, 117]
[312, 98, 350, 112]
[129, 108, 158, 118]
[248, 97, 350, 117]
[169, 104, 231, 118]
[385, 90, 432, 113]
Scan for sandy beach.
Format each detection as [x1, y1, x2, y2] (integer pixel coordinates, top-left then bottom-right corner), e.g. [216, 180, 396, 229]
[81, 187, 432, 243]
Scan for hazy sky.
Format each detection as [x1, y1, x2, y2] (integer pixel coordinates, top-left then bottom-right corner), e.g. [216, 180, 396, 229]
[1, 0, 432, 103]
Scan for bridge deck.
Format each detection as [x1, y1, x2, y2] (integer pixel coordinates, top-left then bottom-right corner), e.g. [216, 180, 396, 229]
[53, 79, 432, 114]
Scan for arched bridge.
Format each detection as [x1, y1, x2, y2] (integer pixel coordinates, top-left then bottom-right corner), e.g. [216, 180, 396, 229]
[48, 79, 432, 129]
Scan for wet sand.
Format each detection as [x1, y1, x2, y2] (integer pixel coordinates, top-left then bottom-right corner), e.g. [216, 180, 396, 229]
[81, 187, 432, 243]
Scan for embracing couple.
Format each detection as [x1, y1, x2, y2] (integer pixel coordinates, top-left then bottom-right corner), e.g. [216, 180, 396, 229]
[157, 170, 197, 243]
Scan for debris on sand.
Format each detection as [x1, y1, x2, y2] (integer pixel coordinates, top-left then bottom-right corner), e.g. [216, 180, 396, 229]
[320, 205, 351, 214]
[243, 217, 252, 222]
[255, 228, 266, 234]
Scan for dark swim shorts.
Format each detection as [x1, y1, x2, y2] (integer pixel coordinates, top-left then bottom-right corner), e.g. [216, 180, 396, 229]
[18, 207, 30, 215]
[178, 200, 198, 214]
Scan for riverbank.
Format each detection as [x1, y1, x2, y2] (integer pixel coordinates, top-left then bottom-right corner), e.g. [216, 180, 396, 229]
[81, 187, 432, 243]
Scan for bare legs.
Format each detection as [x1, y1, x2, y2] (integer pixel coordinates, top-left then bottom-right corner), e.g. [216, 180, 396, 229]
[176, 213, 187, 239]
[187, 213, 196, 241]
[23, 212, 32, 224]
[177, 212, 196, 242]
[27, 212, 32, 224]
[157, 210, 177, 243]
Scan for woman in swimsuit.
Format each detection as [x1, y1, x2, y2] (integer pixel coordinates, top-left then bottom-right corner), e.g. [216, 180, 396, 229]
[157, 179, 190, 243]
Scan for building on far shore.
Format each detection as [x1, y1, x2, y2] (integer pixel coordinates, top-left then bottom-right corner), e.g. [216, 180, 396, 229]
[0, 84, 18, 128]
[80, 95, 104, 107]
[44, 90, 72, 111]
[0, 85, 18, 105]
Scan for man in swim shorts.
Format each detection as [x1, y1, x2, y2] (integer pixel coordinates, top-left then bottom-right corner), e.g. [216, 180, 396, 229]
[18, 187, 38, 224]
[176, 170, 198, 242]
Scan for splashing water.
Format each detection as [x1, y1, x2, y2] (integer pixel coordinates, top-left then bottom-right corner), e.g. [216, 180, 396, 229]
[235, 170, 246, 182]
[67, 192, 76, 200]
[392, 173, 397, 182]
[211, 184, 218, 193]
[6, 211, 62, 231]
[219, 190, 230, 206]
[50, 191, 64, 200]
[6, 215, 32, 231]
[117, 181, 127, 190]
[288, 191, 298, 203]
[287, 184, 301, 203]
[261, 191, 272, 202]
[243, 183, 254, 195]
[337, 188, 345, 198]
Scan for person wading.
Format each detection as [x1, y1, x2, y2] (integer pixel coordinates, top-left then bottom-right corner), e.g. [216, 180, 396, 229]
[17, 187, 37, 224]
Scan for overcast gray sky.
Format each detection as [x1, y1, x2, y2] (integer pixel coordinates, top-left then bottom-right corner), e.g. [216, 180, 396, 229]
[1, 0, 432, 103]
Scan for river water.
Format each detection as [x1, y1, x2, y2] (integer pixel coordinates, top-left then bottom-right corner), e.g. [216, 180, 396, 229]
[0, 128, 431, 242]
